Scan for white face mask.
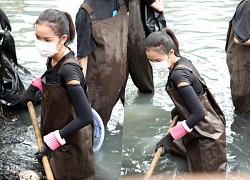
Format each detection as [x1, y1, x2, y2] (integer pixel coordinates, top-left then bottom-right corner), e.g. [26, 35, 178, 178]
[35, 39, 60, 58]
[151, 61, 168, 72]
[151, 58, 171, 72]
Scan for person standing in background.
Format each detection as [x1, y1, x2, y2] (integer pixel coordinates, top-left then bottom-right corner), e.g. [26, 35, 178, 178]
[226, 0, 250, 115]
[127, 0, 164, 93]
[75, 0, 128, 125]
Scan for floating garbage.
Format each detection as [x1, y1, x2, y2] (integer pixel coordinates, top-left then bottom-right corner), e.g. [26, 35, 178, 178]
[18, 170, 42, 180]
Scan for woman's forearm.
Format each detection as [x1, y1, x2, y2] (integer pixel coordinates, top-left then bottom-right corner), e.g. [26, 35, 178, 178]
[150, 0, 164, 12]
[234, 37, 250, 45]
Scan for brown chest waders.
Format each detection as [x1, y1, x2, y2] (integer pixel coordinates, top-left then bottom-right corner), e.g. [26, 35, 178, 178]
[226, 16, 250, 115]
[127, 0, 154, 93]
[166, 64, 227, 172]
[80, 3, 128, 125]
[40, 59, 94, 180]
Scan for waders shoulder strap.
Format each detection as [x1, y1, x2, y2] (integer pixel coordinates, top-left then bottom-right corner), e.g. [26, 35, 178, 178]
[175, 64, 205, 86]
[57, 58, 90, 102]
[80, 1, 126, 22]
[57, 58, 81, 85]
[175, 64, 226, 124]
[80, 3, 97, 23]
[57, 58, 81, 75]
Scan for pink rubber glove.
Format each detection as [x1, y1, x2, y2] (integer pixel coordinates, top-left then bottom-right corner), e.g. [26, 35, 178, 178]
[31, 77, 43, 92]
[43, 130, 66, 151]
[169, 120, 193, 140]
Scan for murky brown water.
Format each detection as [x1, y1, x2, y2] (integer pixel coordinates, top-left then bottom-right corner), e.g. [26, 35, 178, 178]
[1, 0, 249, 179]
[122, 0, 250, 178]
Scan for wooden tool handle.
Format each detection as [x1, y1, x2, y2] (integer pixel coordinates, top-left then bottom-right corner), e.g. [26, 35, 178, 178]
[27, 101, 54, 180]
[144, 115, 179, 180]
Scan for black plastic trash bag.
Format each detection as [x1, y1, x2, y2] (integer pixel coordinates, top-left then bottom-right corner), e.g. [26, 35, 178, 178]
[0, 29, 31, 107]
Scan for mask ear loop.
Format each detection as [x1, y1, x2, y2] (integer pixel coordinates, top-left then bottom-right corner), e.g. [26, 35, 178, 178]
[57, 35, 69, 50]
[59, 35, 68, 45]
[56, 36, 66, 53]
[165, 53, 171, 68]
[167, 51, 175, 70]
[57, 35, 69, 59]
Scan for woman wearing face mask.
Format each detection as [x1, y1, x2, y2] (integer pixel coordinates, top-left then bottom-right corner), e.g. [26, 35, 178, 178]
[145, 29, 227, 172]
[23, 9, 94, 179]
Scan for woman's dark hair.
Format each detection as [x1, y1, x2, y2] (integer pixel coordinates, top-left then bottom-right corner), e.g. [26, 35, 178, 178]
[145, 29, 180, 57]
[35, 9, 75, 45]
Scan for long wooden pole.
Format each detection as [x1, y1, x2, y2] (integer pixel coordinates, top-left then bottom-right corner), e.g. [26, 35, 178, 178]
[144, 115, 179, 180]
[27, 101, 54, 180]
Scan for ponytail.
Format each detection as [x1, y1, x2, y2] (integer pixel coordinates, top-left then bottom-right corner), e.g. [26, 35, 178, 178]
[64, 12, 75, 44]
[145, 29, 180, 57]
[165, 29, 180, 56]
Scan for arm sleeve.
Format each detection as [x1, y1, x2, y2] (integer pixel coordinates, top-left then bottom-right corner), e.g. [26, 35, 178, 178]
[177, 85, 205, 128]
[59, 84, 93, 138]
[75, 8, 95, 58]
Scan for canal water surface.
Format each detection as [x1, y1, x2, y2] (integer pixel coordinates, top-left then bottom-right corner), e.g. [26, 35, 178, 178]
[1, 0, 250, 179]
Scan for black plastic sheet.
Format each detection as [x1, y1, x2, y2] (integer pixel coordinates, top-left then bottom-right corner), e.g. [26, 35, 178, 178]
[141, 2, 167, 37]
[0, 30, 31, 107]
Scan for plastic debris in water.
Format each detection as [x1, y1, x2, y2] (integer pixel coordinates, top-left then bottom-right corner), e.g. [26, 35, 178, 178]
[18, 170, 41, 180]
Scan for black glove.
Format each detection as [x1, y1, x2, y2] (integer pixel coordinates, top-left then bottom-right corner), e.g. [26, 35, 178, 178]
[22, 84, 41, 108]
[155, 133, 174, 156]
[35, 143, 53, 162]
[0, 9, 11, 31]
